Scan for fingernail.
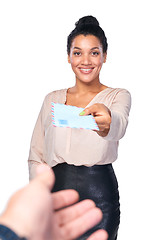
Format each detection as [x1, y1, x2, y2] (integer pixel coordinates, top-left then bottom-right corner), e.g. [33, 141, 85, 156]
[79, 111, 85, 116]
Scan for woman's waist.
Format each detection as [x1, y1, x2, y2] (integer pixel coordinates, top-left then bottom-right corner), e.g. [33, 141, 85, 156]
[52, 162, 117, 184]
[46, 151, 117, 168]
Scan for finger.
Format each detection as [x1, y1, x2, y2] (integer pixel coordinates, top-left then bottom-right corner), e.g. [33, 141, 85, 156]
[80, 105, 99, 116]
[94, 115, 111, 130]
[87, 229, 108, 240]
[94, 116, 106, 125]
[60, 207, 103, 239]
[32, 165, 55, 191]
[52, 189, 79, 210]
[56, 199, 96, 225]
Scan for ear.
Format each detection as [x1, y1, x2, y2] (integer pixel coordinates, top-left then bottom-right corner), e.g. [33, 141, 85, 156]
[103, 53, 107, 63]
[68, 55, 71, 63]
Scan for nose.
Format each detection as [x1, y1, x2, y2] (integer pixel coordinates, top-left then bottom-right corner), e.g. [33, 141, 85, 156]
[82, 54, 91, 65]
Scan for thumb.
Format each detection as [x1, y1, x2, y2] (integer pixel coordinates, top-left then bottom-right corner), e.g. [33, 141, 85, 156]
[35, 164, 51, 175]
[79, 105, 98, 116]
[79, 107, 92, 116]
[34, 164, 55, 191]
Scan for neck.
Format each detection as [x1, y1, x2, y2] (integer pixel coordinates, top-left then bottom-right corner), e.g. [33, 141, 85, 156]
[72, 79, 105, 94]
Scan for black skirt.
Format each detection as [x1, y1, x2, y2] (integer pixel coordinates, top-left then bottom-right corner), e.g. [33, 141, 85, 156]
[52, 163, 120, 240]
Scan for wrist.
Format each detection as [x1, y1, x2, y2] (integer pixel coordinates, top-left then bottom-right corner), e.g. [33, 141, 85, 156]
[0, 214, 29, 240]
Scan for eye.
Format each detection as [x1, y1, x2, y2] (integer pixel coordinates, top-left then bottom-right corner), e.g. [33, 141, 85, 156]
[91, 51, 100, 56]
[73, 52, 81, 56]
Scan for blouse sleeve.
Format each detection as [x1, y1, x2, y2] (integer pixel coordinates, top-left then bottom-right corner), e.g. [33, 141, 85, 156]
[28, 96, 47, 180]
[105, 89, 131, 141]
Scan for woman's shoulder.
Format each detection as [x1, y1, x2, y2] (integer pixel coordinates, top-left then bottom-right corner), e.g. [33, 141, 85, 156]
[106, 87, 131, 108]
[43, 88, 67, 104]
[107, 86, 130, 94]
[102, 87, 131, 99]
[101, 87, 131, 107]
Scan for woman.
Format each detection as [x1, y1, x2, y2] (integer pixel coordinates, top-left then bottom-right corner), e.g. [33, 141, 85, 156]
[28, 16, 131, 240]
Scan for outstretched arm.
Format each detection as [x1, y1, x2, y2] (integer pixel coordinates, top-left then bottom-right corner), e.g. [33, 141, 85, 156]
[80, 89, 131, 140]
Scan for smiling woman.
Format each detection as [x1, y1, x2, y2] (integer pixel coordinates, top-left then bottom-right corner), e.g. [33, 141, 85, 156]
[68, 35, 107, 86]
[28, 15, 131, 240]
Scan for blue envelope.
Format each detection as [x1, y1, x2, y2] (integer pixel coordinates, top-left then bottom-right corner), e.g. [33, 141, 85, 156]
[51, 102, 99, 131]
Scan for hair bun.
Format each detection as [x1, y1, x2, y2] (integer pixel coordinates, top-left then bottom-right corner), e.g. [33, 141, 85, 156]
[75, 16, 99, 28]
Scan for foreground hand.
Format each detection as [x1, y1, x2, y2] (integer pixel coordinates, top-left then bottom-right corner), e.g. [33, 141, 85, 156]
[80, 103, 111, 137]
[0, 165, 108, 240]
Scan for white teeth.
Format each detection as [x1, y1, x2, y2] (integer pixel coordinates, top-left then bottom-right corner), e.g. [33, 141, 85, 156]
[80, 68, 92, 72]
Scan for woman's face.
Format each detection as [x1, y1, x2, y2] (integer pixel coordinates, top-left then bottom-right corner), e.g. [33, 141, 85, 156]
[68, 34, 107, 84]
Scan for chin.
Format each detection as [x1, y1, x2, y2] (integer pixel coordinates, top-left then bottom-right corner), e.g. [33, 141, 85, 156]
[79, 78, 94, 84]
[81, 76, 99, 83]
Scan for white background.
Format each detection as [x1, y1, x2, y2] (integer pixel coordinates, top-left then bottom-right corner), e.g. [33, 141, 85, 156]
[0, 0, 160, 239]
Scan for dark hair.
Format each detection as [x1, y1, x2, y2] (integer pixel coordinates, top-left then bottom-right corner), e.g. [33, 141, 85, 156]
[67, 16, 108, 54]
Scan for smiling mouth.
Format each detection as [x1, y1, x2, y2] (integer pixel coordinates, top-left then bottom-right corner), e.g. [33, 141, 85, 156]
[79, 68, 94, 74]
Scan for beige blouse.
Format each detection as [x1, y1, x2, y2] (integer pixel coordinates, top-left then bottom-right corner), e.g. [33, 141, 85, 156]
[28, 87, 131, 180]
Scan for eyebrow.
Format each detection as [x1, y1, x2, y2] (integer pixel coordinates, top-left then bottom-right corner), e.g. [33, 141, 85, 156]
[73, 47, 100, 50]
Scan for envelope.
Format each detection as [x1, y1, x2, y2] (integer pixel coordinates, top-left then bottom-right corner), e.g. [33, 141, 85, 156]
[51, 102, 99, 131]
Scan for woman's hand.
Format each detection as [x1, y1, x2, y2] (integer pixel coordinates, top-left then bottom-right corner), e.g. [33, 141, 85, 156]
[80, 103, 111, 137]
